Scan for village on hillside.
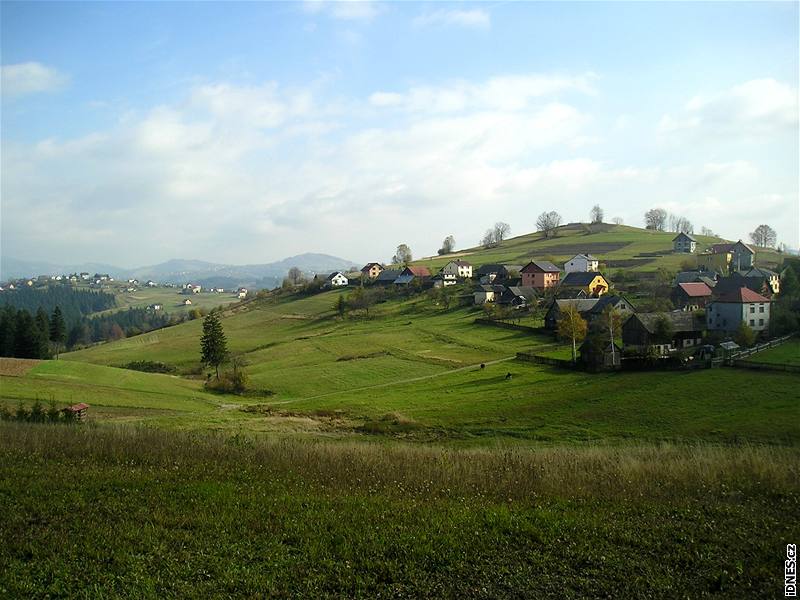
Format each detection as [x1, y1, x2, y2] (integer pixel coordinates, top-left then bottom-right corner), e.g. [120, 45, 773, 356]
[297, 229, 796, 372]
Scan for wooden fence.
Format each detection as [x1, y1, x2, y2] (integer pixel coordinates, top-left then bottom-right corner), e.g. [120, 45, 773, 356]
[730, 334, 794, 361]
[730, 360, 800, 374]
[516, 352, 577, 369]
[474, 318, 542, 333]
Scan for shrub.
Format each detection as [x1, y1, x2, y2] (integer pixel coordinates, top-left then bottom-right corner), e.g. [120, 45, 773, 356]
[122, 361, 177, 374]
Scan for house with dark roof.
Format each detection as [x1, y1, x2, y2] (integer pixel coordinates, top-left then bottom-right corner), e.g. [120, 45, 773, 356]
[361, 263, 384, 280]
[432, 273, 457, 288]
[474, 284, 507, 305]
[714, 272, 772, 298]
[671, 282, 713, 311]
[579, 339, 622, 372]
[325, 272, 349, 287]
[498, 286, 537, 309]
[374, 269, 402, 286]
[738, 266, 780, 295]
[544, 298, 600, 330]
[672, 232, 697, 253]
[558, 272, 609, 297]
[441, 260, 472, 278]
[520, 260, 560, 290]
[475, 264, 521, 284]
[622, 312, 705, 355]
[585, 295, 635, 320]
[707, 287, 771, 333]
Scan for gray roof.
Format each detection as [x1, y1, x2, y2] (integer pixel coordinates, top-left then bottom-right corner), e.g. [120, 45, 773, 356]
[375, 269, 402, 282]
[505, 286, 537, 299]
[553, 298, 600, 313]
[631, 312, 704, 334]
[393, 274, 414, 285]
[561, 271, 605, 286]
[673, 232, 697, 242]
[476, 284, 507, 293]
[587, 294, 632, 315]
[522, 260, 560, 273]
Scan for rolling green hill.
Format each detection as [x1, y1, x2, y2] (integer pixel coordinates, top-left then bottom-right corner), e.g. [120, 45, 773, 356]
[409, 223, 782, 274]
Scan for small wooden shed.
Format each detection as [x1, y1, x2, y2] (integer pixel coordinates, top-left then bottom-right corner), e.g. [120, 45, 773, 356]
[63, 402, 89, 421]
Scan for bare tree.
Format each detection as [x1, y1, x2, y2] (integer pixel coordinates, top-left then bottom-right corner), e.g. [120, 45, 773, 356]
[481, 223, 511, 248]
[669, 215, 693, 234]
[287, 266, 303, 285]
[493, 222, 511, 243]
[612, 216, 624, 225]
[749, 224, 777, 248]
[700, 226, 715, 237]
[590, 205, 604, 224]
[438, 235, 456, 255]
[392, 244, 413, 265]
[536, 211, 562, 238]
[644, 208, 667, 231]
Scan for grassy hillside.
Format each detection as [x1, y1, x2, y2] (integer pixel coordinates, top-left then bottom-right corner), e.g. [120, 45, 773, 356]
[1, 424, 797, 598]
[4, 289, 796, 445]
[410, 223, 783, 274]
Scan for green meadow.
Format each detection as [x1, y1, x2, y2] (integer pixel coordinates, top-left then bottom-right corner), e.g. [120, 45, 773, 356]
[410, 223, 782, 274]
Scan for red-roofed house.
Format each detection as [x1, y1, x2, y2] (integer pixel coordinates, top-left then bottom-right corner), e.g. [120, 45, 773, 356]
[707, 287, 771, 333]
[401, 266, 431, 279]
[671, 282, 713, 311]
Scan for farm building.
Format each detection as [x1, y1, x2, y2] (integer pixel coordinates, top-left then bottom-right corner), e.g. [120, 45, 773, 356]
[622, 312, 705, 355]
[498, 286, 537, 309]
[432, 273, 457, 288]
[62, 403, 89, 421]
[475, 264, 521, 284]
[579, 339, 622, 371]
[325, 272, 349, 288]
[473, 284, 507, 305]
[544, 298, 600, 330]
[374, 269, 402, 286]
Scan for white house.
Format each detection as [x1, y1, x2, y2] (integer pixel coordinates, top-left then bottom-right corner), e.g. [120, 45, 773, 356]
[672, 232, 697, 253]
[564, 254, 599, 273]
[706, 287, 771, 333]
[432, 273, 457, 288]
[326, 272, 349, 287]
[441, 260, 472, 278]
[473, 284, 506, 305]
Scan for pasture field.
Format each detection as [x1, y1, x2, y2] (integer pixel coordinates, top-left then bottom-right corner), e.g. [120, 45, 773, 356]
[410, 223, 782, 274]
[1, 424, 797, 598]
[96, 285, 242, 316]
[746, 339, 800, 366]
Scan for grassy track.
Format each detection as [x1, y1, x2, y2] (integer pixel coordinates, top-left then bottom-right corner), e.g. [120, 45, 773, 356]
[746, 339, 800, 366]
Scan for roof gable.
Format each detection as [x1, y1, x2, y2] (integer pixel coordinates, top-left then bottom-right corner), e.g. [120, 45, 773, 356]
[521, 260, 560, 273]
[677, 282, 712, 297]
[714, 286, 770, 303]
[561, 271, 606, 286]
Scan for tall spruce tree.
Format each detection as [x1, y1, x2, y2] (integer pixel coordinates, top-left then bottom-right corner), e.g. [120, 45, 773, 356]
[50, 306, 67, 359]
[200, 312, 228, 379]
[34, 308, 51, 359]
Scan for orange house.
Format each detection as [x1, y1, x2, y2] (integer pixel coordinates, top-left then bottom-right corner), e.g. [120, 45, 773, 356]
[520, 261, 560, 290]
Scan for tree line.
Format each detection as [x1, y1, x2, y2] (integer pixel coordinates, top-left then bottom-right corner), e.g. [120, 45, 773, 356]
[1, 286, 117, 326]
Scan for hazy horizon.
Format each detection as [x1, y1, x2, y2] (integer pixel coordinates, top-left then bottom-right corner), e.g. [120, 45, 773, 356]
[2, 1, 798, 266]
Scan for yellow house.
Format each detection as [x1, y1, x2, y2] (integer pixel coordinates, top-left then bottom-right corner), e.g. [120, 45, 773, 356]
[697, 251, 731, 273]
[559, 272, 610, 297]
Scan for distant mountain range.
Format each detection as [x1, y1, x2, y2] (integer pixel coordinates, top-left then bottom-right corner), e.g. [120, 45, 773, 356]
[1, 253, 359, 289]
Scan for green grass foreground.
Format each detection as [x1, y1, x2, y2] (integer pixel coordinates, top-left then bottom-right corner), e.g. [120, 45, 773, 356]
[1, 423, 798, 598]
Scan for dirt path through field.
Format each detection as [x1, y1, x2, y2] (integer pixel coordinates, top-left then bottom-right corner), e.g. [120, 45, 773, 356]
[0, 358, 41, 377]
[269, 356, 516, 405]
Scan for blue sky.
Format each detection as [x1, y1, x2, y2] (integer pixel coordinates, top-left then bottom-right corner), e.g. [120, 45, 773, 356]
[2, 1, 798, 267]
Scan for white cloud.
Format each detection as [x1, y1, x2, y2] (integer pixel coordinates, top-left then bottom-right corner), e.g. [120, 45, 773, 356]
[413, 9, 490, 29]
[659, 78, 798, 137]
[369, 73, 597, 113]
[1, 62, 68, 97]
[303, 0, 379, 21]
[3, 71, 798, 266]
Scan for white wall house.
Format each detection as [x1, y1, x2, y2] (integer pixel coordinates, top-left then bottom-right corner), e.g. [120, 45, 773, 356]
[433, 273, 457, 288]
[707, 287, 771, 332]
[327, 272, 349, 287]
[441, 260, 472, 278]
[564, 254, 599, 273]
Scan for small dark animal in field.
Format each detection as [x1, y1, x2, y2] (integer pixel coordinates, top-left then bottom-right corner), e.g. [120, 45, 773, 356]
[505, 372, 513, 380]
[480, 363, 485, 370]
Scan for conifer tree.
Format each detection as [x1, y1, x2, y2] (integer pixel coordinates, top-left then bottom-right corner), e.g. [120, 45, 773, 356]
[49, 306, 67, 359]
[200, 312, 228, 379]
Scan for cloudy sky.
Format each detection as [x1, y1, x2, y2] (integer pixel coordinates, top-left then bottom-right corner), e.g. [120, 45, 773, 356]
[2, 1, 798, 267]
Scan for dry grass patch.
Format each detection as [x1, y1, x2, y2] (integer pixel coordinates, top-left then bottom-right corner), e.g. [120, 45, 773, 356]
[0, 358, 40, 377]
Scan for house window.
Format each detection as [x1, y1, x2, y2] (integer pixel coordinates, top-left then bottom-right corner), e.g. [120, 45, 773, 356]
[749, 319, 755, 326]
[749, 305, 755, 313]
[759, 305, 764, 313]
[759, 319, 764, 326]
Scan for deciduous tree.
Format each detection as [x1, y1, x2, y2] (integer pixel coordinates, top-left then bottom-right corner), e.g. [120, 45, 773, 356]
[749, 224, 776, 248]
[557, 305, 588, 363]
[644, 208, 667, 231]
[392, 244, 412, 265]
[590, 205, 604, 224]
[536, 211, 562, 239]
[438, 235, 456, 255]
